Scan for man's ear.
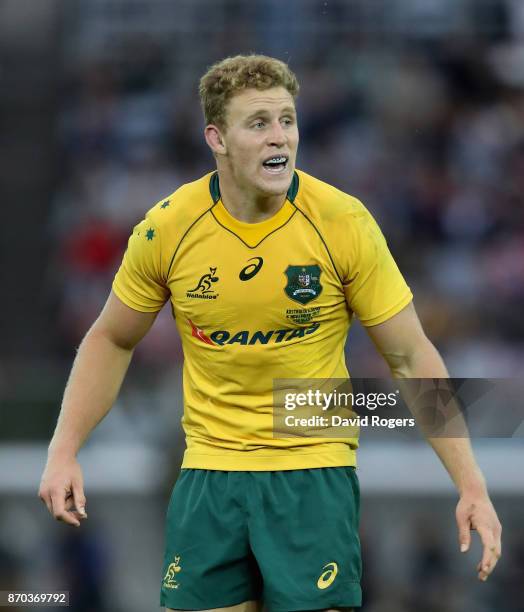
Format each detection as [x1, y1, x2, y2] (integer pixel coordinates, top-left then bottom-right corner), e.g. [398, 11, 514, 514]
[204, 125, 227, 155]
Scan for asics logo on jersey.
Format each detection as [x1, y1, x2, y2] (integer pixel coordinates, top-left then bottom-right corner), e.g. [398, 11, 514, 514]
[239, 257, 264, 281]
[317, 561, 338, 589]
[187, 267, 219, 299]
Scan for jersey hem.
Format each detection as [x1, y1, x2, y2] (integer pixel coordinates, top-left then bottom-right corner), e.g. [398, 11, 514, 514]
[181, 449, 356, 471]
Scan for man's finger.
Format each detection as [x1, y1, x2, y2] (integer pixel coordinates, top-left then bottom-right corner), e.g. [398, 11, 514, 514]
[457, 514, 471, 552]
[481, 545, 500, 575]
[64, 497, 87, 522]
[72, 479, 87, 519]
[50, 490, 80, 527]
[479, 526, 495, 564]
[478, 527, 497, 580]
[39, 489, 54, 517]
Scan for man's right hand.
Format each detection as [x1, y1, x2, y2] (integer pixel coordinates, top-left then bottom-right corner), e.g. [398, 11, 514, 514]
[38, 454, 87, 527]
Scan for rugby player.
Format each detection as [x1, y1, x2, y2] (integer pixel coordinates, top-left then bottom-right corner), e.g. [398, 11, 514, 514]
[39, 55, 501, 612]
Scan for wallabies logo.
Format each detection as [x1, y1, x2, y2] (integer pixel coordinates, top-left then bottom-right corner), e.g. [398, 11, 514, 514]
[187, 267, 219, 299]
[163, 556, 182, 590]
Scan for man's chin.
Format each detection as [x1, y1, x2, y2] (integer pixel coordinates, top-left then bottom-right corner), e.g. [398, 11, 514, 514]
[256, 170, 294, 196]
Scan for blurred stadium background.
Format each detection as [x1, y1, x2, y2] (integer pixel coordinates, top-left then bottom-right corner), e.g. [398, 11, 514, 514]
[1, 0, 523, 610]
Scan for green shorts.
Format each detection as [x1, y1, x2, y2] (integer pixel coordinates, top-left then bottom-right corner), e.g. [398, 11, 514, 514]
[160, 467, 362, 611]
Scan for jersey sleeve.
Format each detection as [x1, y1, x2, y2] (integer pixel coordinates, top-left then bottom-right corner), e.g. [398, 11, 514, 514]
[112, 217, 169, 312]
[342, 208, 413, 326]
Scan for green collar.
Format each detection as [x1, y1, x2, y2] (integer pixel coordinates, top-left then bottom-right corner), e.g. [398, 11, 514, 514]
[209, 171, 299, 204]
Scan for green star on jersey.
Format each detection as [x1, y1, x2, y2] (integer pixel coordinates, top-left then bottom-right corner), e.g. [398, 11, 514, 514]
[146, 228, 155, 241]
[160, 200, 170, 209]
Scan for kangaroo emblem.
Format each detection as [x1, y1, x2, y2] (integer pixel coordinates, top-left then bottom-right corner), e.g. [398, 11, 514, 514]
[163, 556, 182, 590]
[188, 267, 219, 294]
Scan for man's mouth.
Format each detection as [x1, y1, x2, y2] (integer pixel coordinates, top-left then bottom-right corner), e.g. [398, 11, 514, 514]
[262, 155, 289, 173]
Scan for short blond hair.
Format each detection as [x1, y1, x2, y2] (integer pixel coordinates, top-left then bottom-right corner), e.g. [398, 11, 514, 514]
[199, 54, 299, 130]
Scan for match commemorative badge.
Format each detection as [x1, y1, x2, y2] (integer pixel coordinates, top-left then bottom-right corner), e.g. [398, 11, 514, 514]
[284, 265, 322, 305]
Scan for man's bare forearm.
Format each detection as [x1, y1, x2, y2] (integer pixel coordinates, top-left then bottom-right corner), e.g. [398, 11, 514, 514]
[40, 293, 156, 526]
[426, 436, 487, 495]
[367, 305, 501, 577]
[49, 328, 133, 458]
[391, 339, 487, 495]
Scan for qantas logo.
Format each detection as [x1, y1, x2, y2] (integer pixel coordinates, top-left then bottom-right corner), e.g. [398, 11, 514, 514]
[187, 320, 320, 346]
[188, 319, 215, 345]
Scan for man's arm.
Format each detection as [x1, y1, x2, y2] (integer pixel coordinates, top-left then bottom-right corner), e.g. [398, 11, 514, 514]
[38, 291, 158, 527]
[365, 303, 502, 581]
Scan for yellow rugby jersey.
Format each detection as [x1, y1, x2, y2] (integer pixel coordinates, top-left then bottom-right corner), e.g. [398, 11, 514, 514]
[113, 170, 412, 470]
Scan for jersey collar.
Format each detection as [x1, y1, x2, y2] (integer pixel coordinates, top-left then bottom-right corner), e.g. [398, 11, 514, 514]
[209, 171, 299, 204]
[209, 172, 299, 248]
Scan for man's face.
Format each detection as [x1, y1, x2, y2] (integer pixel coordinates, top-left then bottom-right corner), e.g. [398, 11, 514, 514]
[218, 87, 299, 197]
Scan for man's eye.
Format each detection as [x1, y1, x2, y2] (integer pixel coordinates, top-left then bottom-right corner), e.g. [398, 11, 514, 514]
[282, 118, 294, 126]
[253, 121, 265, 128]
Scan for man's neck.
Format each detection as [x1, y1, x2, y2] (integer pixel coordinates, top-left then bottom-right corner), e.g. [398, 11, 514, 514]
[217, 171, 287, 224]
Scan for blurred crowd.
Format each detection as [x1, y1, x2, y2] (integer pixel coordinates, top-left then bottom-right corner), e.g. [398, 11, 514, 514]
[48, 0, 524, 378]
[2, 1, 523, 611]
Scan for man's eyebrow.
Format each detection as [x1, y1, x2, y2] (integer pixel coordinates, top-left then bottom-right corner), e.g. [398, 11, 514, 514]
[244, 106, 297, 121]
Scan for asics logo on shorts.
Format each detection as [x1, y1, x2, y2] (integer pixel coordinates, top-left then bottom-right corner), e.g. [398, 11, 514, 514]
[317, 561, 338, 589]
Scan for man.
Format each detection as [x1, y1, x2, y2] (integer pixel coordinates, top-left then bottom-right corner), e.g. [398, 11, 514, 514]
[39, 55, 501, 612]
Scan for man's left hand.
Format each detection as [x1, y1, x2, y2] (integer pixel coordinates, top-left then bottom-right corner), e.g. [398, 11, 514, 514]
[456, 493, 502, 581]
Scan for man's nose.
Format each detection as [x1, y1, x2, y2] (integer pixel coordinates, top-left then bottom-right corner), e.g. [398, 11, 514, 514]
[267, 122, 286, 146]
